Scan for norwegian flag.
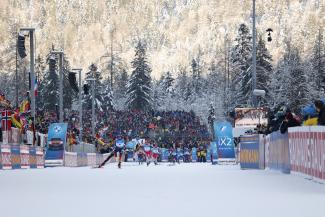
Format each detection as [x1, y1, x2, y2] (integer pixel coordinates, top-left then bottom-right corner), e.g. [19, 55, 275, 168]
[1, 110, 12, 131]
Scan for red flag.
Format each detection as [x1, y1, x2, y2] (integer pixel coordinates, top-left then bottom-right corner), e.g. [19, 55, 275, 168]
[1, 110, 12, 131]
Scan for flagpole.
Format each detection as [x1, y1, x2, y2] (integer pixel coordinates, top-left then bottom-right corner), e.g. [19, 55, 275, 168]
[252, 0, 257, 107]
[72, 68, 83, 151]
[16, 34, 19, 109]
[20, 27, 36, 145]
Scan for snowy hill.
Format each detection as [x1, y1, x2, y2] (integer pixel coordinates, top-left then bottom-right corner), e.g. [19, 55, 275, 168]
[0, 0, 323, 78]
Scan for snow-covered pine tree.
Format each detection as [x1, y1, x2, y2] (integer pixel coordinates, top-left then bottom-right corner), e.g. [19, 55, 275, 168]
[161, 71, 174, 94]
[157, 71, 176, 111]
[206, 61, 225, 119]
[42, 54, 59, 111]
[206, 61, 223, 97]
[172, 66, 189, 110]
[126, 41, 152, 111]
[35, 55, 46, 110]
[0, 18, 23, 103]
[256, 34, 273, 106]
[269, 44, 291, 109]
[62, 56, 77, 110]
[190, 57, 204, 99]
[175, 67, 189, 102]
[230, 23, 252, 108]
[83, 63, 112, 112]
[207, 103, 215, 138]
[151, 79, 163, 110]
[101, 78, 114, 112]
[287, 47, 309, 114]
[113, 68, 128, 110]
[311, 29, 325, 93]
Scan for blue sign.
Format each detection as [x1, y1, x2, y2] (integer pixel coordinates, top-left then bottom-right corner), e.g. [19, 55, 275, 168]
[206, 147, 211, 162]
[11, 145, 21, 169]
[161, 148, 169, 161]
[192, 147, 197, 162]
[240, 135, 259, 169]
[29, 146, 37, 168]
[45, 123, 68, 162]
[214, 121, 235, 158]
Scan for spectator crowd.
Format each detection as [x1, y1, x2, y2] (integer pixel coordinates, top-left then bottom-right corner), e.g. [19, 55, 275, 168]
[32, 109, 211, 152]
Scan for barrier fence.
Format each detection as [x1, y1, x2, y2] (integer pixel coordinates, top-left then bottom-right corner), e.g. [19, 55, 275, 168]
[265, 131, 290, 174]
[240, 126, 325, 180]
[289, 126, 325, 180]
[63, 152, 113, 167]
[1, 128, 48, 147]
[70, 142, 97, 153]
[239, 135, 265, 169]
[0, 144, 44, 169]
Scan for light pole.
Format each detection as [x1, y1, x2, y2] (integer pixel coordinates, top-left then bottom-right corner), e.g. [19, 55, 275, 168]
[85, 77, 96, 141]
[92, 77, 95, 140]
[72, 68, 83, 151]
[51, 50, 64, 123]
[20, 28, 36, 128]
[252, 0, 257, 107]
[15, 34, 18, 109]
[87, 64, 97, 142]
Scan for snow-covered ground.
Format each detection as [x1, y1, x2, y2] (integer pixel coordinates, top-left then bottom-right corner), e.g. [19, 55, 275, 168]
[1, 163, 325, 217]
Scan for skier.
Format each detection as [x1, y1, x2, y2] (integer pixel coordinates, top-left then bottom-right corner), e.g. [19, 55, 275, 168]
[135, 143, 146, 165]
[169, 147, 177, 164]
[184, 147, 191, 163]
[98, 136, 126, 169]
[143, 141, 152, 166]
[151, 144, 160, 165]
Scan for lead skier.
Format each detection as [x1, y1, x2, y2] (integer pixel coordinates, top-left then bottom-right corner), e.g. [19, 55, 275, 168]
[98, 136, 126, 169]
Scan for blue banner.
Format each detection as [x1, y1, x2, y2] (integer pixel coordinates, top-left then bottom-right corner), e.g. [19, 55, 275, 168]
[45, 123, 68, 161]
[161, 148, 169, 161]
[191, 147, 197, 162]
[11, 145, 21, 169]
[206, 147, 211, 162]
[29, 146, 37, 168]
[214, 121, 235, 158]
[239, 135, 259, 169]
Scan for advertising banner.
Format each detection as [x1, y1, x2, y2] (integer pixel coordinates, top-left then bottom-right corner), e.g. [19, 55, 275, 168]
[11, 145, 21, 169]
[240, 135, 260, 169]
[267, 131, 290, 174]
[192, 147, 197, 162]
[289, 126, 325, 180]
[29, 146, 37, 168]
[161, 148, 169, 161]
[206, 147, 211, 162]
[214, 121, 235, 158]
[45, 123, 68, 166]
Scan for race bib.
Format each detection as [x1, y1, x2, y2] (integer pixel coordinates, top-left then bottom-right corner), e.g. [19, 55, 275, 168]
[116, 140, 125, 148]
